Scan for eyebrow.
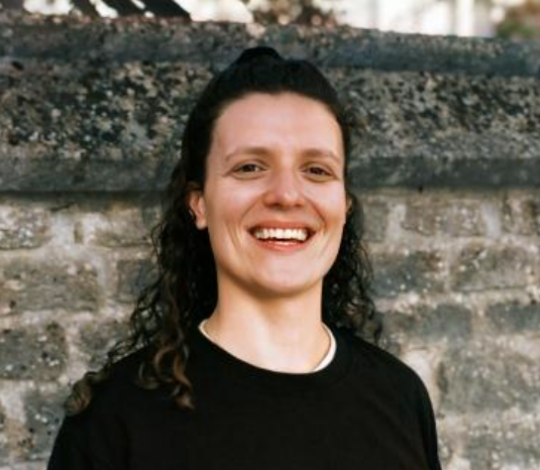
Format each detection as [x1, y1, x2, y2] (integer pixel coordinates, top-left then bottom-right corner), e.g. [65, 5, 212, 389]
[224, 146, 342, 163]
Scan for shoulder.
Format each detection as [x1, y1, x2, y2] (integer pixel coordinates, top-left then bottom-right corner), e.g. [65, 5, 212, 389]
[336, 327, 430, 400]
[67, 347, 156, 424]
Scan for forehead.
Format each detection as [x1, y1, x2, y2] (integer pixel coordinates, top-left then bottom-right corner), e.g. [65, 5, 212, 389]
[211, 92, 344, 156]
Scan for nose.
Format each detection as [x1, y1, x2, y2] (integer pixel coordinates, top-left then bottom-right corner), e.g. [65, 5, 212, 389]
[262, 168, 305, 208]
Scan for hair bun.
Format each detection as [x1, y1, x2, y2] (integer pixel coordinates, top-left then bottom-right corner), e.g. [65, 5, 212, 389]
[233, 46, 283, 65]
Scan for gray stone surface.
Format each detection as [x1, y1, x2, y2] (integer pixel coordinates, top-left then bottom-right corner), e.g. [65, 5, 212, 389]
[78, 317, 128, 369]
[372, 250, 445, 298]
[1, 15, 540, 192]
[484, 300, 540, 333]
[1, 12, 540, 76]
[0, 206, 51, 249]
[438, 340, 540, 413]
[0, 258, 99, 315]
[358, 197, 390, 243]
[115, 257, 156, 303]
[463, 417, 540, 470]
[0, 323, 66, 380]
[22, 389, 65, 461]
[502, 194, 540, 236]
[74, 206, 160, 247]
[451, 244, 538, 292]
[402, 198, 486, 237]
[383, 303, 473, 343]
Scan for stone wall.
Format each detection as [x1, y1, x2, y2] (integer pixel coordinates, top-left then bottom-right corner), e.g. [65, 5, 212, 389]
[0, 12, 539, 470]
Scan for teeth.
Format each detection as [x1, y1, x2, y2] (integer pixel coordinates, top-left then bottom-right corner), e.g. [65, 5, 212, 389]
[253, 228, 308, 241]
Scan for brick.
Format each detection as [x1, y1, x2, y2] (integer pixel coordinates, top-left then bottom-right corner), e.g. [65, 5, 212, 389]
[484, 300, 540, 333]
[438, 341, 540, 413]
[78, 318, 128, 369]
[116, 258, 156, 303]
[372, 250, 444, 298]
[383, 303, 473, 343]
[451, 245, 537, 292]
[74, 206, 159, 248]
[402, 199, 486, 237]
[0, 206, 51, 249]
[22, 389, 65, 462]
[0, 324, 67, 380]
[0, 258, 99, 316]
[502, 194, 540, 236]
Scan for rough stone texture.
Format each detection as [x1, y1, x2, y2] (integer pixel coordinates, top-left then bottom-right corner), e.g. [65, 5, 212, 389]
[0, 402, 8, 462]
[1, 16, 540, 192]
[22, 389, 66, 462]
[484, 300, 540, 333]
[502, 194, 540, 236]
[0, 323, 66, 380]
[0, 13, 539, 470]
[115, 257, 157, 303]
[0, 205, 51, 249]
[78, 317, 129, 369]
[401, 198, 486, 237]
[74, 205, 160, 247]
[0, 257, 100, 316]
[371, 250, 445, 298]
[383, 303, 473, 344]
[463, 416, 540, 470]
[451, 244, 538, 292]
[358, 196, 390, 243]
[438, 340, 540, 414]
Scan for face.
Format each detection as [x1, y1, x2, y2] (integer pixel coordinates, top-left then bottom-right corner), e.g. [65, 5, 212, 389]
[188, 92, 349, 299]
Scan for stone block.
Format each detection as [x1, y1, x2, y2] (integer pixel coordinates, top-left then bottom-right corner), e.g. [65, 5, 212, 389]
[501, 194, 540, 236]
[358, 197, 390, 243]
[78, 318, 129, 369]
[383, 303, 473, 344]
[0, 323, 66, 380]
[22, 389, 65, 462]
[75, 205, 160, 248]
[115, 257, 156, 303]
[451, 244, 537, 292]
[438, 341, 540, 414]
[0, 206, 51, 249]
[401, 198, 486, 237]
[484, 300, 540, 333]
[0, 258, 99, 316]
[372, 250, 444, 298]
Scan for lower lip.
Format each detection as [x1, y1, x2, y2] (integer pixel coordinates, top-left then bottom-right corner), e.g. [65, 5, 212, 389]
[250, 234, 313, 252]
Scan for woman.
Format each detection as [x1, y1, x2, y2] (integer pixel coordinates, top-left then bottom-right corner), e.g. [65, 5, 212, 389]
[48, 47, 442, 469]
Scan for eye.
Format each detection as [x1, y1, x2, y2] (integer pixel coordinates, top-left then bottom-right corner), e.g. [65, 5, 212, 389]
[232, 162, 265, 175]
[305, 166, 333, 178]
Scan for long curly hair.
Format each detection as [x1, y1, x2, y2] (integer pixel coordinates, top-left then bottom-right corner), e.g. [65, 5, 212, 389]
[65, 47, 381, 415]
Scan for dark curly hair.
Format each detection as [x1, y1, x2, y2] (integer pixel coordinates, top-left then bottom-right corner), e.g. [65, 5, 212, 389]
[65, 46, 381, 415]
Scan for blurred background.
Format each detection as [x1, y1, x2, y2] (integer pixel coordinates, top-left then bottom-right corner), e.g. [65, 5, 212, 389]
[0, 0, 539, 40]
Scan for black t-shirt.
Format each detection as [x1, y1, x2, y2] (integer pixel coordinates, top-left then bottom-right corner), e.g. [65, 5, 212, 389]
[48, 325, 442, 470]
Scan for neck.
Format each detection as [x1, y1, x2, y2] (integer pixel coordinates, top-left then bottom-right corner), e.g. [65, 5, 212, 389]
[203, 282, 330, 373]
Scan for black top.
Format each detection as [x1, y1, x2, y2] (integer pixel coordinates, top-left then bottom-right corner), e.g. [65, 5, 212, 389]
[48, 325, 442, 470]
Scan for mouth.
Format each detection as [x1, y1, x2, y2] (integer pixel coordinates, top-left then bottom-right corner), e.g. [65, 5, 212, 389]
[248, 226, 315, 248]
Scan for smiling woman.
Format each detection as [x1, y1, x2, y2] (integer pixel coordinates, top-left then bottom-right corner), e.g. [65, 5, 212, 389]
[47, 47, 442, 470]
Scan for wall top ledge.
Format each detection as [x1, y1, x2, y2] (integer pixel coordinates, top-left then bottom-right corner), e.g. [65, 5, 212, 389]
[1, 11, 539, 77]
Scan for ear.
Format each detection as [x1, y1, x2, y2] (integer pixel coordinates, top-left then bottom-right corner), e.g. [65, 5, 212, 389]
[187, 187, 208, 230]
[346, 195, 353, 215]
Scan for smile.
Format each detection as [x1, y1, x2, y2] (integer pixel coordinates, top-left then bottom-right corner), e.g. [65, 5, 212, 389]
[252, 227, 309, 242]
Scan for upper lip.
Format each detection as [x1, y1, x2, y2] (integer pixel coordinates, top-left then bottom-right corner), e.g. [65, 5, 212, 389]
[249, 221, 316, 236]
